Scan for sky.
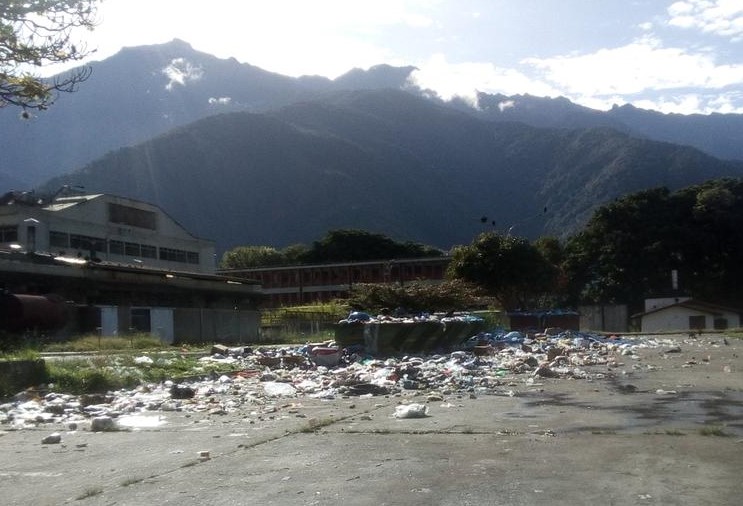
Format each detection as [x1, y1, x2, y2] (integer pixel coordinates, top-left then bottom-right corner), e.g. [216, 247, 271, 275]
[42, 0, 743, 115]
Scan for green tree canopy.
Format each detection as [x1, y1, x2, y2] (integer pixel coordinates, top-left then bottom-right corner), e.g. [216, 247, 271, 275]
[563, 178, 743, 306]
[301, 229, 443, 264]
[447, 231, 558, 310]
[221, 246, 285, 269]
[1, 0, 98, 112]
[348, 279, 487, 314]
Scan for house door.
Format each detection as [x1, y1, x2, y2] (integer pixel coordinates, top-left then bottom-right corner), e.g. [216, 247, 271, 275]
[151, 308, 174, 344]
[100, 306, 118, 336]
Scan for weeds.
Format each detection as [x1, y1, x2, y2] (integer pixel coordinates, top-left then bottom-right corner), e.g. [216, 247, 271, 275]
[76, 487, 103, 500]
[664, 429, 686, 436]
[698, 425, 729, 437]
[45, 353, 240, 394]
[300, 416, 336, 433]
[43, 333, 166, 353]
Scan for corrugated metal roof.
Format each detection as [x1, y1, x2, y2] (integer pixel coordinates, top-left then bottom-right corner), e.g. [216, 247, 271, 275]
[43, 194, 102, 212]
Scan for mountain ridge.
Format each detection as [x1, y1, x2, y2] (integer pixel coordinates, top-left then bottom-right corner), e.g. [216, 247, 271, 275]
[4, 39, 743, 191]
[38, 89, 743, 254]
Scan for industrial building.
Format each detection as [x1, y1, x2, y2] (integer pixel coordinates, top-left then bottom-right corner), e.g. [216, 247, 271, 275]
[221, 256, 451, 307]
[0, 190, 262, 343]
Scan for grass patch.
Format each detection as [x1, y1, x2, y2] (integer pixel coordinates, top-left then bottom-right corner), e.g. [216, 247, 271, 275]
[698, 425, 730, 437]
[665, 429, 686, 436]
[0, 348, 41, 361]
[45, 353, 241, 394]
[43, 333, 167, 353]
[76, 487, 103, 500]
[300, 416, 336, 433]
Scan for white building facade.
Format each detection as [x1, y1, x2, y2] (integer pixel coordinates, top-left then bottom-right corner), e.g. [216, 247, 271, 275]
[0, 192, 215, 273]
[637, 299, 740, 333]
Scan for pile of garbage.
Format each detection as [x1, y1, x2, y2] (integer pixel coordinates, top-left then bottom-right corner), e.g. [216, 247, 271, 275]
[0, 327, 672, 433]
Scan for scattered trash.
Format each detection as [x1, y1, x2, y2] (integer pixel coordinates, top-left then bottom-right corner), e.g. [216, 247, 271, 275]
[90, 416, 118, 432]
[41, 432, 61, 444]
[262, 382, 297, 397]
[394, 403, 429, 418]
[0, 329, 702, 432]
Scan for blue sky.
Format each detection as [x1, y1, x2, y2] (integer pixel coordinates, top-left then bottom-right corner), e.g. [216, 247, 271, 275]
[48, 0, 743, 114]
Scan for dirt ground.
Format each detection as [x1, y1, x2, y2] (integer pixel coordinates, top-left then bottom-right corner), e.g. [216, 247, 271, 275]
[1, 333, 742, 505]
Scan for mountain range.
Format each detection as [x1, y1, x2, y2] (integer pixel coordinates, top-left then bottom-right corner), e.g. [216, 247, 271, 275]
[4, 39, 743, 254]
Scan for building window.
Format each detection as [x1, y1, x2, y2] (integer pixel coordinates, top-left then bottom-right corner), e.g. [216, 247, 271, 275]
[109, 240, 124, 255]
[49, 230, 69, 248]
[125, 242, 140, 256]
[689, 315, 706, 330]
[0, 225, 18, 243]
[70, 234, 105, 252]
[160, 247, 197, 264]
[130, 308, 151, 333]
[713, 317, 728, 330]
[108, 203, 156, 230]
[141, 244, 157, 258]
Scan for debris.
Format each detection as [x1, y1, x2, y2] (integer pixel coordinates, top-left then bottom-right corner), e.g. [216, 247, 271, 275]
[41, 432, 62, 444]
[0, 329, 701, 433]
[262, 382, 297, 397]
[394, 403, 429, 418]
[170, 384, 196, 399]
[309, 346, 342, 367]
[90, 416, 118, 432]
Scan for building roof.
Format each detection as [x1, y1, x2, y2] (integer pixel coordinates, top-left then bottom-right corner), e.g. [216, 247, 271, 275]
[633, 299, 741, 319]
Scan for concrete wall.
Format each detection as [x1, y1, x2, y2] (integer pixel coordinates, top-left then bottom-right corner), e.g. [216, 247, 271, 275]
[0, 359, 47, 399]
[173, 308, 260, 344]
[579, 305, 629, 332]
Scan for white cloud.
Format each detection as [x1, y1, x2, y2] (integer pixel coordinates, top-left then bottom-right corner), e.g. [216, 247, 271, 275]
[411, 54, 560, 103]
[87, 0, 438, 79]
[523, 36, 743, 97]
[668, 0, 743, 40]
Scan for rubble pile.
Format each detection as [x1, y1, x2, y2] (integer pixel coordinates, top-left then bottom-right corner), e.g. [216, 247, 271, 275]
[0, 329, 673, 433]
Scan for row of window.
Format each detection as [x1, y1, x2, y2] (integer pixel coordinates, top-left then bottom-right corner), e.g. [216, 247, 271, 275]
[49, 231, 199, 264]
[251, 264, 446, 288]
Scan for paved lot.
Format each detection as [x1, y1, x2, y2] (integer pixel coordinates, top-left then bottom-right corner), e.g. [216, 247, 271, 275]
[1, 334, 742, 505]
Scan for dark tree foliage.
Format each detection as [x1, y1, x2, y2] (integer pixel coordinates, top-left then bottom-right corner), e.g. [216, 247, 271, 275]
[220, 243, 310, 269]
[1, 0, 99, 112]
[347, 279, 487, 314]
[563, 178, 743, 306]
[301, 229, 443, 264]
[447, 231, 558, 310]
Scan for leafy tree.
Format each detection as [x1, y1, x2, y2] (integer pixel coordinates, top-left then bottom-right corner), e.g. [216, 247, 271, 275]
[220, 246, 286, 269]
[1, 0, 99, 112]
[447, 232, 558, 310]
[563, 179, 743, 306]
[348, 279, 487, 314]
[281, 243, 309, 264]
[301, 229, 443, 264]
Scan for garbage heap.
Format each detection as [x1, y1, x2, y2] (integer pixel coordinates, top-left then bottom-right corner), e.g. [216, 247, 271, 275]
[0, 328, 669, 431]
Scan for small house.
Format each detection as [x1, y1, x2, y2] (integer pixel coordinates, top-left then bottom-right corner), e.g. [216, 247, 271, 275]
[634, 299, 740, 333]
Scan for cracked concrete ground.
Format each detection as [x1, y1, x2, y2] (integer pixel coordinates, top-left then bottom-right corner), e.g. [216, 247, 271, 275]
[1, 334, 742, 505]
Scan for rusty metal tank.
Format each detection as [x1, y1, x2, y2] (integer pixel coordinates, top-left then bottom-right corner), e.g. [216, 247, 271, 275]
[0, 293, 69, 332]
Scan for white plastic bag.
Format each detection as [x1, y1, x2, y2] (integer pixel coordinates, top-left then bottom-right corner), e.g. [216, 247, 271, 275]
[394, 403, 429, 418]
